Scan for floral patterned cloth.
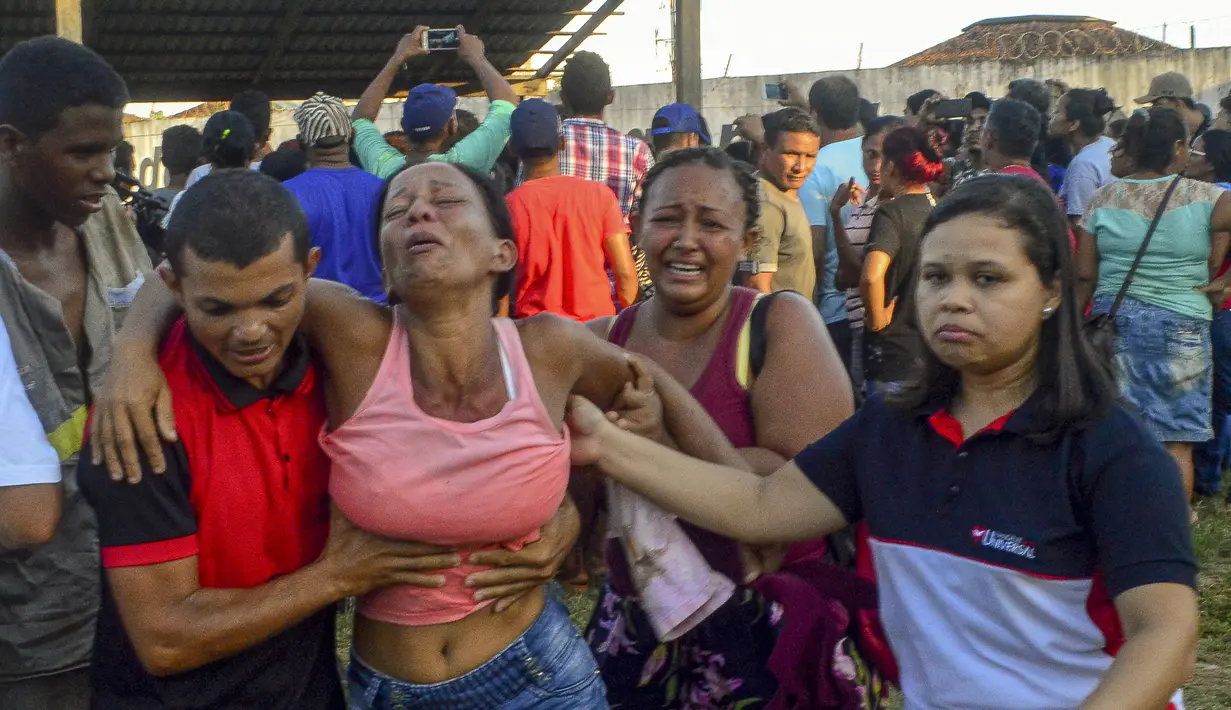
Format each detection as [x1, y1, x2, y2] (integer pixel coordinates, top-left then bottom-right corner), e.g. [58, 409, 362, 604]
[587, 581, 887, 710]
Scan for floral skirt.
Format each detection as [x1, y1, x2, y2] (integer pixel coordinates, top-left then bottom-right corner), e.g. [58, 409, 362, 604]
[586, 581, 885, 710]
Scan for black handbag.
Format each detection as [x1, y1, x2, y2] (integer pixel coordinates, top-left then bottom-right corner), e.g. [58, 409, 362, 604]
[1083, 175, 1183, 364]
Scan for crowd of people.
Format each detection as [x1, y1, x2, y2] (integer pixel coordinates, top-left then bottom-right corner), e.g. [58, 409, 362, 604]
[1, 21, 1231, 710]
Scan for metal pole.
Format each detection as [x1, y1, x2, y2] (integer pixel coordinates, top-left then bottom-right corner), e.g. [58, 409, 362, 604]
[674, 0, 701, 107]
[56, 0, 83, 43]
[1191, 25, 1196, 50]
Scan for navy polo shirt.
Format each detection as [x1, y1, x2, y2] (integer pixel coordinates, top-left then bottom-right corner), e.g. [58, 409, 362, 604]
[794, 395, 1195, 710]
[79, 320, 342, 710]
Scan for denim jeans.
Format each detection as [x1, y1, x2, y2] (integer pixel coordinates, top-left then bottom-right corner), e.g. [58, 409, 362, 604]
[1194, 308, 1231, 495]
[347, 590, 608, 710]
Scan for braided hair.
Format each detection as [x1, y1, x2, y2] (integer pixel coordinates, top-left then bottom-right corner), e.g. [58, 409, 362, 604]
[637, 146, 760, 233]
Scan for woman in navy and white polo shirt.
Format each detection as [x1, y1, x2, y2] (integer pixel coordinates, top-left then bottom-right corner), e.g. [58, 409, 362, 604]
[569, 174, 1198, 710]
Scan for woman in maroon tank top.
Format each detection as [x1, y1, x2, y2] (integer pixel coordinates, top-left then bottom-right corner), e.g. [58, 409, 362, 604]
[584, 147, 879, 708]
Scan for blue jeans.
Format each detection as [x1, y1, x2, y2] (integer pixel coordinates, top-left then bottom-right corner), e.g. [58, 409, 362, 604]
[1195, 308, 1231, 495]
[347, 591, 608, 710]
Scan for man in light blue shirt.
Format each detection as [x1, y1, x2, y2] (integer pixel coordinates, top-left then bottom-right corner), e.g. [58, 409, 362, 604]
[796, 76, 868, 372]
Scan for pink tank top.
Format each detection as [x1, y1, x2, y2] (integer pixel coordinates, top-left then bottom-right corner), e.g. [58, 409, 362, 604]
[320, 316, 570, 626]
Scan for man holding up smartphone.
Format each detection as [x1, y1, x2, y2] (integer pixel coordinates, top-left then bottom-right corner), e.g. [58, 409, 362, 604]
[351, 26, 518, 179]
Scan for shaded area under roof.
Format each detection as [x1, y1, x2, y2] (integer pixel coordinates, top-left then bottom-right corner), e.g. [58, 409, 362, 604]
[895, 15, 1178, 67]
[0, 0, 594, 101]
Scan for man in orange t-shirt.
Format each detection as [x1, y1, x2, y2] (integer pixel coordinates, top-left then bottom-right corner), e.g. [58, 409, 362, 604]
[505, 99, 638, 320]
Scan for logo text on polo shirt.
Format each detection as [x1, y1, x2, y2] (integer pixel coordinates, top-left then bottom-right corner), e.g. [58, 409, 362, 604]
[971, 526, 1037, 560]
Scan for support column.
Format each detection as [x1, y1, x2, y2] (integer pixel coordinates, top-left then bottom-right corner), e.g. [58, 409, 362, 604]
[673, 0, 702, 108]
[56, 0, 83, 43]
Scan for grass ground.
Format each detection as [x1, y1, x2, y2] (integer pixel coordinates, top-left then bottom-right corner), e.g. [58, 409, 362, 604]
[335, 495, 1231, 707]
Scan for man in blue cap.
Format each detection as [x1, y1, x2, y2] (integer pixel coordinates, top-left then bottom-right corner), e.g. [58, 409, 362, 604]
[649, 103, 710, 157]
[505, 99, 638, 320]
[351, 26, 517, 179]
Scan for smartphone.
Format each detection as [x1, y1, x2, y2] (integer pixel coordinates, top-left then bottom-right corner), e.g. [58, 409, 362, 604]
[762, 82, 787, 102]
[933, 98, 973, 120]
[422, 28, 460, 51]
[719, 123, 737, 148]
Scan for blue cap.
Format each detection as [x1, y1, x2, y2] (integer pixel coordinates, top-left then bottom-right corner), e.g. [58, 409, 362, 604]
[509, 99, 561, 156]
[650, 103, 710, 144]
[401, 83, 457, 136]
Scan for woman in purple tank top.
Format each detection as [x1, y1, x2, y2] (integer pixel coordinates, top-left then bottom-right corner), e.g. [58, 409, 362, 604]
[585, 147, 882, 709]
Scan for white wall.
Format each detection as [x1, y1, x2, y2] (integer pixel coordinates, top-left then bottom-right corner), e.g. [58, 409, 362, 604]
[125, 97, 491, 188]
[591, 48, 1231, 135]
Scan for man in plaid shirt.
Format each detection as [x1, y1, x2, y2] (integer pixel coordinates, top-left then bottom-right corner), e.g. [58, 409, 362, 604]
[557, 51, 655, 296]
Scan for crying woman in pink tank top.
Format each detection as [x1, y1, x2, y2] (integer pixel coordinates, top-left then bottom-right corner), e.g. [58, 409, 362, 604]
[288, 161, 746, 708]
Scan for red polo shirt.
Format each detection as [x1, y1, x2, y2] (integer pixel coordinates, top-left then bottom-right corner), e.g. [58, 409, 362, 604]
[79, 319, 341, 709]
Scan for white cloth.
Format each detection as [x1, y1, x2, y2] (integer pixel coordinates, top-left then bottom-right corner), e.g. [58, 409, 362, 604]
[606, 480, 735, 642]
[0, 315, 59, 486]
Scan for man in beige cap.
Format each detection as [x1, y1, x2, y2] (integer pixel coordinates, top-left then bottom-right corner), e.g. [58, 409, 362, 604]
[1136, 71, 1206, 140]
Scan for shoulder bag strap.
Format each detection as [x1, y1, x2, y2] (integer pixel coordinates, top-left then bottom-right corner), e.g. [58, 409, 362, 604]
[1108, 176, 1183, 318]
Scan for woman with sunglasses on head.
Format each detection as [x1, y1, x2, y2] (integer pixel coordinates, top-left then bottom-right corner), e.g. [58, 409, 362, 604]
[1076, 109, 1231, 519]
[567, 174, 1199, 710]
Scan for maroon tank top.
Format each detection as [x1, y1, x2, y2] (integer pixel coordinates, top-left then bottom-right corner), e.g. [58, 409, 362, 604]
[607, 287, 760, 586]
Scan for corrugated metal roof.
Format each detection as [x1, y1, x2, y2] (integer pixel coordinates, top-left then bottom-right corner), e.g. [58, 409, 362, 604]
[0, 0, 592, 100]
[894, 16, 1177, 67]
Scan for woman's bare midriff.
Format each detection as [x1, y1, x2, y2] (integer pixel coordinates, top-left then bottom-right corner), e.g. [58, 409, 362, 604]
[352, 586, 548, 684]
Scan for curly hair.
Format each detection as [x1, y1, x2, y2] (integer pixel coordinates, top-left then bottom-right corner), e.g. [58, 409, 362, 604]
[882, 126, 944, 184]
[560, 51, 612, 116]
[637, 146, 760, 233]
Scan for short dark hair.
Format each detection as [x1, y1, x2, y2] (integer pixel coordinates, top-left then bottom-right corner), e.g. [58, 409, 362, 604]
[0, 37, 129, 139]
[863, 115, 905, 142]
[808, 76, 861, 131]
[966, 91, 992, 113]
[114, 140, 135, 176]
[639, 146, 760, 234]
[258, 148, 308, 182]
[229, 89, 272, 140]
[560, 51, 612, 116]
[1200, 129, 1231, 183]
[724, 141, 756, 165]
[165, 169, 310, 275]
[891, 174, 1116, 442]
[1006, 79, 1051, 116]
[986, 99, 1041, 160]
[906, 89, 939, 115]
[161, 125, 203, 175]
[763, 107, 820, 149]
[858, 98, 880, 134]
[652, 131, 694, 155]
[1221, 93, 1231, 115]
[1119, 107, 1188, 173]
[376, 163, 516, 311]
[1063, 89, 1118, 138]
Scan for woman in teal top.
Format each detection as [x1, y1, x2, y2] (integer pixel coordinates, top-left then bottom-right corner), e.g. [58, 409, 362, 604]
[1077, 108, 1231, 517]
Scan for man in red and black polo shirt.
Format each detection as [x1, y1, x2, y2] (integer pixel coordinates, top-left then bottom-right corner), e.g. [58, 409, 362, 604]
[76, 170, 467, 709]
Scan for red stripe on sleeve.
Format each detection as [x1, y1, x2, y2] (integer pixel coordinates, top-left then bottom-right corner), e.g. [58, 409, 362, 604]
[101, 535, 199, 568]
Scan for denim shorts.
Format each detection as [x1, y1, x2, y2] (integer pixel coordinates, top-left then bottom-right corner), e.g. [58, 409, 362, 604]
[1094, 296, 1213, 442]
[347, 591, 608, 710]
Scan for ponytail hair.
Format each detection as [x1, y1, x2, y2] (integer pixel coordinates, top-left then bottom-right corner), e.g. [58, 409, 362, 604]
[1119, 107, 1187, 174]
[201, 110, 257, 170]
[882, 126, 944, 184]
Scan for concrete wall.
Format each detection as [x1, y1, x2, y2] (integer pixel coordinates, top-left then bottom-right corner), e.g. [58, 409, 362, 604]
[593, 48, 1231, 135]
[125, 97, 491, 189]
